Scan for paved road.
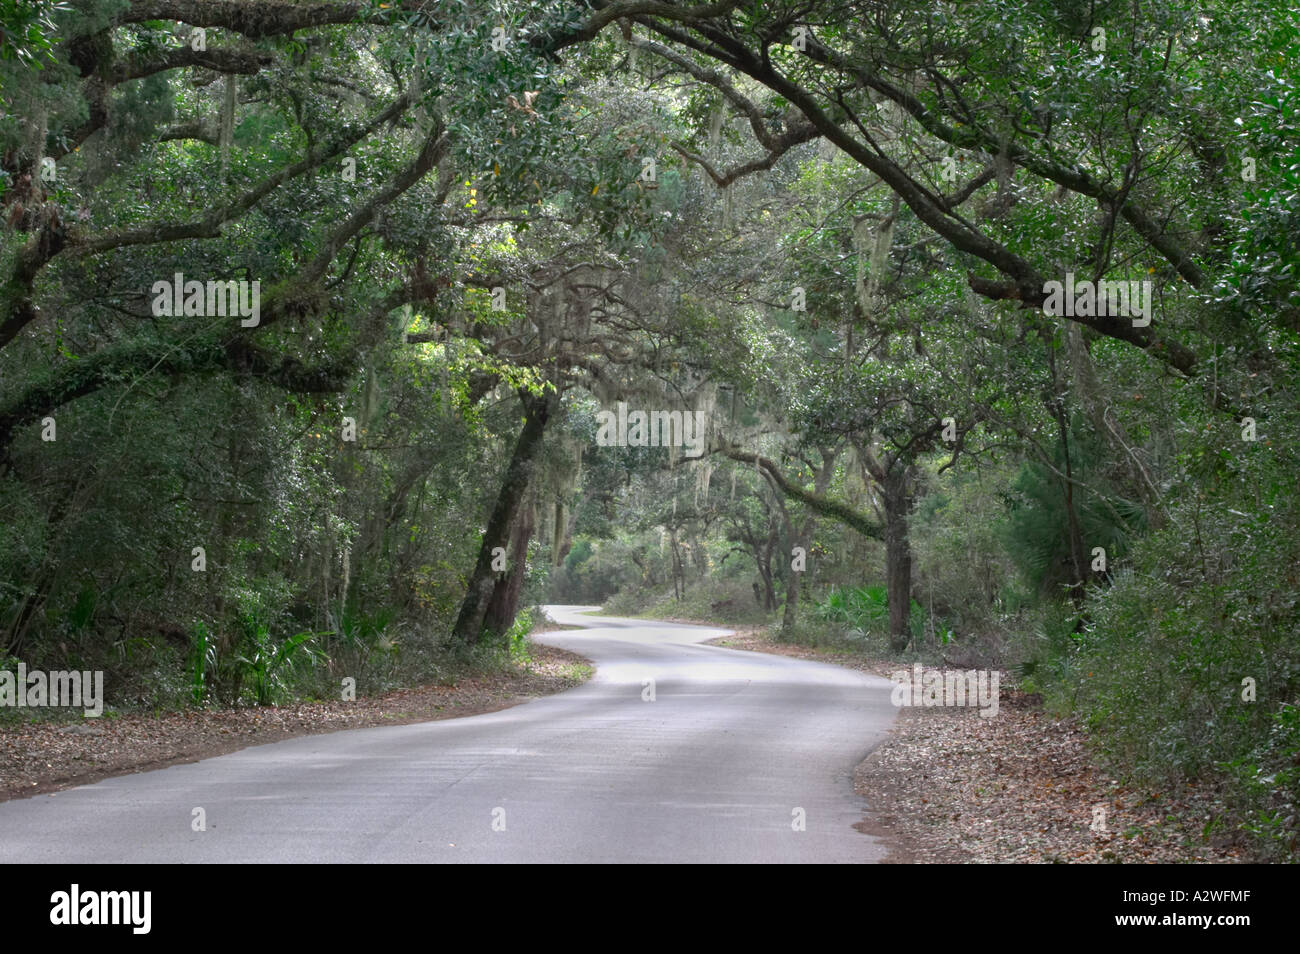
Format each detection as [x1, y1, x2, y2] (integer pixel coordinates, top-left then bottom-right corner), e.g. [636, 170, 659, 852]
[0, 607, 897, 863]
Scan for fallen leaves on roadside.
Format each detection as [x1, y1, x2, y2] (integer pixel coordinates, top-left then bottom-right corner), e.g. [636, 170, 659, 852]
[713, 627, 1246, 863]
[0, 642, 590, 802]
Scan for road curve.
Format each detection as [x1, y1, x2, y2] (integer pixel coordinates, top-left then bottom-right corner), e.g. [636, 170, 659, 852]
[0, 607, 898, 863]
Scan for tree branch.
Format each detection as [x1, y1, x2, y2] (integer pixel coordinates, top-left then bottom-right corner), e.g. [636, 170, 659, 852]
[717, 442, 883, 540]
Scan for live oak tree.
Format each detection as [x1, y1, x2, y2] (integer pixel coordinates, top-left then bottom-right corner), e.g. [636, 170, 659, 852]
[3, 0, 1299, 856]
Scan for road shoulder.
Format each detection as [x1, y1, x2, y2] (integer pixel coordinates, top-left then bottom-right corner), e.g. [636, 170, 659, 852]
[0, 641, 592, 803]
[710, 627, 1245, 863]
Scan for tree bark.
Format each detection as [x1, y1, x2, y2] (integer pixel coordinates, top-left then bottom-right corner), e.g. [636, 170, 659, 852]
[779, 450, 836, 635]
[882, 468, 914, 652]
[451, 389, 556, 644]
[482, 493, 536, 642]
[1053, 403, 1089, 605]
[757, 534, 777, 611]
[720, 444, 882, 540]
[1046, 339, 1089, 603]
[669, 529, 684, 601]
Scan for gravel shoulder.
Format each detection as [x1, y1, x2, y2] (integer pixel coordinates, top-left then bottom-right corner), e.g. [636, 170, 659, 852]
[0, 640, 592, 803]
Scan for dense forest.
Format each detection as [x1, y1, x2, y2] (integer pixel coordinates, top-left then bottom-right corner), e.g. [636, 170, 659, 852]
[1, 0, 1296, 859]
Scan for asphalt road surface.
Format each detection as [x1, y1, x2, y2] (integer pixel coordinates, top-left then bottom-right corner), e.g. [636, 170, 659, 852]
[0, 607, 898, 863]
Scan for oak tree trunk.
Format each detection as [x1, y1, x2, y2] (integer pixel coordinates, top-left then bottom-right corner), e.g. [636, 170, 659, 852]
[452, 389, 555, 644]
[482, 495, 536, 642]
[883, 469, 914, 652]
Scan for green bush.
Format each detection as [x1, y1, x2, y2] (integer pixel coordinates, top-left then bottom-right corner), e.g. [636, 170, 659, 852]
[1227, 703, 1300, 860]
[815, 584, 888, 631]
[235, 626, 324, 706]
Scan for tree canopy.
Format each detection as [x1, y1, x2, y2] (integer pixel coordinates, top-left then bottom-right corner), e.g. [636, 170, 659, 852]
[2, 0, 1297, 859]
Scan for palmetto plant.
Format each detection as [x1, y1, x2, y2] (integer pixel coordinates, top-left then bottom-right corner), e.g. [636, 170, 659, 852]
[815, 585, 888, 629]
[188, 622, 216, 706]
[235, 626, 325, 706]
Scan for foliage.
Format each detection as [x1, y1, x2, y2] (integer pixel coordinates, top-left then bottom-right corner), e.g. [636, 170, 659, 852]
[0, 0, 1295, 859]
[815, 584, 888, 633]
[234, 627, 324, 707]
